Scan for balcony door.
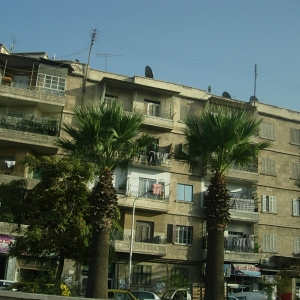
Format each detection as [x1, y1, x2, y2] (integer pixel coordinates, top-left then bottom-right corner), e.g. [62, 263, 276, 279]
[135, 221, 153, 243]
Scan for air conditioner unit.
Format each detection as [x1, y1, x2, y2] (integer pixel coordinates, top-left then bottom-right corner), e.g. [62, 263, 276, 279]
[261, 258, 270, 265]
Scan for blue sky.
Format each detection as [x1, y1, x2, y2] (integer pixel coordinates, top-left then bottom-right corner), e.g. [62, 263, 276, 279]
[2, 1, 300, 111]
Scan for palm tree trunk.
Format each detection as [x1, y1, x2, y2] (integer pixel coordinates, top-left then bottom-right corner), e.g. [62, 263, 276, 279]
[204, 228, 225, 300]
[85, 227, 110, 299]
[204, 172, 230, 300]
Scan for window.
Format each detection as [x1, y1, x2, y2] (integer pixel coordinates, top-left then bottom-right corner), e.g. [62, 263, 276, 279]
[132, 265, 151, 286]
[291, 163, 300, 179]
[293, 199, 300, 216]
[135, 221, 153, 242]
[262, 234, 277, 252]
[171, 267, 188, 278]
[260, 122, 275, 140]
[262, 195, 276, 213]
[177, 184, 193, 202]
[139, 178, 156, 198]
[37, 73, 66, 94]
[261, 158, 275, 175]
[290, 128, 300, 145]
[104, 94, 117, 106]
[175, 226, 193, 245]
[144, 100, 160, 117]
[294, 237, 300, 254]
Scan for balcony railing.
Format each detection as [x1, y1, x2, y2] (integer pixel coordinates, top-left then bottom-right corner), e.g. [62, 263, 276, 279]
[0, 81, 65, 105]
[0, 108, 60, 137]
[116, 189, 169, 201]
[229, 198, 257, 212]
[133, 152, 170, 168]
[224, 235, 255, 253]
[231, 161, 258, 173]
[114, 233, 166, 244]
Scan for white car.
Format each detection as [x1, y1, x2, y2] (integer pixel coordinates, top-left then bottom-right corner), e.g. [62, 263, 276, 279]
[131, 290, 160, 300]
[161, 288, 191, 300]
[233, 291, 267, 300]
[0, 280, 15, 290]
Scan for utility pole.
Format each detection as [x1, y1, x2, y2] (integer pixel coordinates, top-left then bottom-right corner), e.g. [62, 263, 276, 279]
[83, 29, 97, 93]
[97, 53, 121, 71]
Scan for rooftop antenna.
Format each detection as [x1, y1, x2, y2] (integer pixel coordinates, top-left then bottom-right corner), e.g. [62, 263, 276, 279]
[10, 35, 17, 53]
[97, 53, 121, 71]
[253, 64, 257, 106]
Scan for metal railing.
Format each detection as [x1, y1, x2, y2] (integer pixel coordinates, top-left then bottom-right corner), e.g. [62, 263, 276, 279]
[224, 235, 255, 253]
[0, 108, 60, 137]
[116, 189, 170, 201]
[113, 233, 167, 244]
[229, 198, 257, 212]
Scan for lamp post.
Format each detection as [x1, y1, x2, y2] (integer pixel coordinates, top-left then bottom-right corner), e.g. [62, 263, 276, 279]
[128, 190, 152, 289]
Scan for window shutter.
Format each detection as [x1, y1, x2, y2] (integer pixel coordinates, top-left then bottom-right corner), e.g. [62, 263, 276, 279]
[144, 102, 148, 114]
[292, 163, 300, 179]
[293, 199, 299, 216]
[262, 195, 267, 212]
[271, 235, 277, 252]
[270, 196, 277, 213]
[290, 128, 300, 145]
[294, 237, 300, 254]
[167, 224, 175, 243]
[262, 234, 268, 251]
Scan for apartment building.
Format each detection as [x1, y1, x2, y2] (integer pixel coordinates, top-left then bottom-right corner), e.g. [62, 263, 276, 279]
[0, 45, 299, 297]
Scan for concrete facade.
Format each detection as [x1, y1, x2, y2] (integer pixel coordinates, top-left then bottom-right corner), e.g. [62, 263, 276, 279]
[0, 46, 300, 298]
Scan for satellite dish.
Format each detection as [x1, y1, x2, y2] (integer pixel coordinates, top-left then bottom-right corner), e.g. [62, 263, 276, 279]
[208, 86, 211, 93]
[145, 66, 154, 78]
[249, 95, 258, 102]
[222, 91, 231, 99]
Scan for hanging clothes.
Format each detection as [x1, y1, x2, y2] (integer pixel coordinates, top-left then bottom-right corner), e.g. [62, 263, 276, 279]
[5, 161, 15, 168]
[152, 184, 162, 195]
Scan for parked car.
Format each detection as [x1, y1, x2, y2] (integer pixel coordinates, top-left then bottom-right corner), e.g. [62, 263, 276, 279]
[161, 288, 191, 300]
[131, 290, 160, 300]
[233, 291, 267, 300]
[0, 280, 15, 290]
[228, 296, 239, 300]
[108, 289, 137, 300]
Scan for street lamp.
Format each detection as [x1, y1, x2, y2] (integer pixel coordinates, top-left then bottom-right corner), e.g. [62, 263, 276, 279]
[127, 190, 152, 289]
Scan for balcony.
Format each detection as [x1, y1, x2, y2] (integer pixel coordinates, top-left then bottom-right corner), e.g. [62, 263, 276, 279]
[133, 152, 171, 170]
[142, 113, 174, 131]
[117, 192, 169, 213]
[200, 235, 260, 263]
[0, 173, 39, 189]
[227, 162, 259, 182]
[0, 81, 66, 107]
[0, 108, 60, 150]
[229, 198, 258, 222]
[113, 234, 167, 256]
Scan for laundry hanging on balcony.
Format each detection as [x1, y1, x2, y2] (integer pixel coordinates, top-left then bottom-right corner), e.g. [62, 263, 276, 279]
[152, 184, 162, 195]
[5, 161, 15, 168]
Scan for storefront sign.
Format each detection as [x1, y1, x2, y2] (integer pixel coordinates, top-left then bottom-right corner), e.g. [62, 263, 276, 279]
[0, 235, 14, 253]
[231, 264, 261, 277]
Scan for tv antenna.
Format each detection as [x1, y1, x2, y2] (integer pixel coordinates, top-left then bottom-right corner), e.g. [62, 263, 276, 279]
[10, 35, 17, 53]
[97, 53, 121, 71]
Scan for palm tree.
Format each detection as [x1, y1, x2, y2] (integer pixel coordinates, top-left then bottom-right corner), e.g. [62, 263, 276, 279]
[175, 105, 270, 300]
[56, 101, 155, 299]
